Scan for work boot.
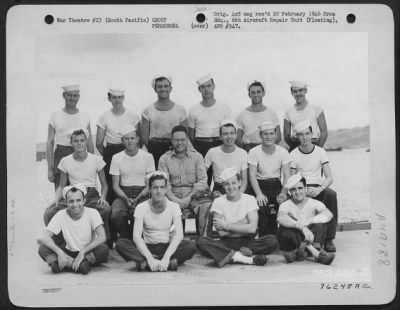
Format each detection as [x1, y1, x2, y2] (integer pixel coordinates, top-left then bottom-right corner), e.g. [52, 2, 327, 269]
[283, 250, 297, 263]
[252, 254, 268, 266]
[78, 259, 92, 275]
[168, 258, 178, 271]
[317, 250, 335, 265]
[324, 240, 336, 252]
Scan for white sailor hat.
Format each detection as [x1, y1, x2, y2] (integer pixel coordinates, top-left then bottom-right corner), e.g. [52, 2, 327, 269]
[247, 80, 265, 91]
[293, 120, 312, 134]
[258, 121, 276, 132]
[284, 173, 304, 190]
[220, 119, 236, 129]
[108, 88, 125, 96]
[62, 183, 87, 200]
[62, 84, 80, 92]
[118, 124, 137, 137]
[67, 128, 89, 139]
[151, 75, 173, 88]
[289, 81, 308, 89]
[196, 74, 213, 86]
[219, 167, 239, 182]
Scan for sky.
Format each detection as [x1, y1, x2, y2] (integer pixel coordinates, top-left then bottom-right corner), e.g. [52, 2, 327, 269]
[10, 31, 369, 142]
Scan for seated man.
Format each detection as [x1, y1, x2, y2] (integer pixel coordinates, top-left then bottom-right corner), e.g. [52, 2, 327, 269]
[248, 121, 290, 236]
[115, 172, 197, 272]
[110, 124, 155, 239]
[196, 168, 278, 267]
[43, 128, 111, 242]
[38, 184, 109, 274]
[158, 125, 211, 236]
[277, 174, 335, 265]
[289, 120, 338, 252]
[205, 120, 248, 195]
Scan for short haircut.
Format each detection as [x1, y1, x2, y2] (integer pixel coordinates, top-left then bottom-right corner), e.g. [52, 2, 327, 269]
[149, 174, 168, 188]
[290, 87, 307, 92]
[154, 77, 171, 89]
[65, 187, 85, 200]
[70, 129, 87, 141]
[171, 125, 188, 137]
[219, 123, 236, 136]
[248, 81, 265, 93]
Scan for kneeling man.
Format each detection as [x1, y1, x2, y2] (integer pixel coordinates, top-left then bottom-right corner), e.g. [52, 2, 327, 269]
[277, 174, 335, 265]
[38, 184, 109, 274]
[196, 168, 278, 267]
[116, 172, 197, 271]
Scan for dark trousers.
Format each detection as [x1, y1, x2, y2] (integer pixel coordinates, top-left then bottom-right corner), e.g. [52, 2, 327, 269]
[43, 188, 112, 240]
[309, 185, 338, 241]
[148, 139, 172, 169]
[38, 237, 109, 267]
[212, 182, 225, 195]
[103, 144, 125, 204]
[111, 186, 146, 239]
[248, 178, 282, 236]
[115, 238, 197, 265]
[277, 223, 329, 251]
[196, 235, 278, 267]
[53, 145, 74, 190]
[193, 138, 222, 186]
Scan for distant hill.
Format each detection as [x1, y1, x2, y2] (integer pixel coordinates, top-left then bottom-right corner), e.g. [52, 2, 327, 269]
[324, 126, 370, 149]
[37, 126, 370, 155]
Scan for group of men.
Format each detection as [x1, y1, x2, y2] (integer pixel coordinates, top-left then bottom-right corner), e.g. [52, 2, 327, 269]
[38, 74, 338, 274]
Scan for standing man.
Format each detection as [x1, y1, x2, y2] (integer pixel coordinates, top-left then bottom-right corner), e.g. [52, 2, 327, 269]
[188, 74, 232, 185]
[110, 124, 155, 240]
[283, 81, 328, 151]
[115, 172, 197, 272]
[38, 184, 109, 274]
[196, 168, 278, 267]
[205, 120, 248, 195]
[96, 88, 141, 204]
[236, 81, 281, 152]
[158, 125, 210, 235]
[277, 174, 335, 265]
[141, 76, 187, 168]
[43, 128, 112, 244]
[248, 122, 291, 236]
[289, 120, 337, 252]
[47, 84, 94, 190]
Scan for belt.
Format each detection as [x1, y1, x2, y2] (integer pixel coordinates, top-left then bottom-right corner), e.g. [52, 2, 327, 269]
[195, 137, 220, 142]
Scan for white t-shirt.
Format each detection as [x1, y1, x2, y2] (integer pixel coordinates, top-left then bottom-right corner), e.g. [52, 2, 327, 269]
[134, 200, 182, 244]
[211, 194, 259, 224]
[188, 102, 232, 138]
[109, 149, 155, 186]
[205, 146, 248, 183]
[58, 153, 106, 187]
[248, 145, 290, 179]
[236, 108, 280, 144]
[142, 103, 187, 139]
[289, 145, 329, 185]
[279, 198, 328, 225]
[47, 207, 103, 252]
[284, 103, 323, 139]
[97, 109, 140, 144]
[49, 110, 91, 146]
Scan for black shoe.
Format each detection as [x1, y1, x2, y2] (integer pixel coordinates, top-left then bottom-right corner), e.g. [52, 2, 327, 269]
[50, 262, 61, 274]
[324, 240, 336, 252]
[296, 243, 306, 261]
[107, 239, 114, 249]
[168, 258, 178, 271]
[283, 250, 297, 263]
[317, 250, 335, 265]
[253, 254, 268, 266]
[78, 259, 92, 275]
[136, 260, 148, 272]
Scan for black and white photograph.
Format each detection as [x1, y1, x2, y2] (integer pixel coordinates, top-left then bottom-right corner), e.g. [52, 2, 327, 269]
[6, 3, 396, 307]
